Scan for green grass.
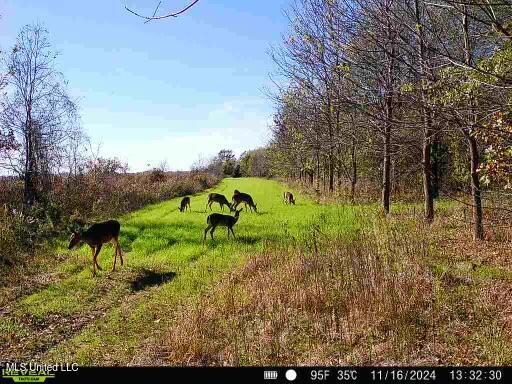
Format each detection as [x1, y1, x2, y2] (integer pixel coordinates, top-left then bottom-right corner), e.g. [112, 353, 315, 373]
[1, 177, 367, 364]
[2, 177, 511, 365]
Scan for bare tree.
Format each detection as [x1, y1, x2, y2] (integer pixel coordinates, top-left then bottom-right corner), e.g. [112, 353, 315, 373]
[1, 24, 81, 206]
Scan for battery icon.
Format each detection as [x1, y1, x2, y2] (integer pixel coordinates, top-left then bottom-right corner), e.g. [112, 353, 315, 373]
[264, 371, 278, 380]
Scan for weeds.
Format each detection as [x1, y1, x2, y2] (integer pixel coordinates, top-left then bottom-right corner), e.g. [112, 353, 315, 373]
[163, 217, 435, 365]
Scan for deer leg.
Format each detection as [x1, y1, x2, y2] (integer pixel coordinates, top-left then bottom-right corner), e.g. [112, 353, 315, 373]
[116, 237, 124, 266]
[210, 226, 216, 240]
[95, 244, 103, 271]
[227, 227, 230, 238]
[92, 244, 103, 276]
[90, 246, 96, 275]
[230, 227, 236, 239]
[112, 239, 118, 271]
[204, 225, 212, 242]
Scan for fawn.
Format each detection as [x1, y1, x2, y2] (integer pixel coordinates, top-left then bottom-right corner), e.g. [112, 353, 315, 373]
[232, 190, 257, 212]
[283, 191, 295, 205]
[206, 193, 232, 212]
[179, 196, 191, 212]
[204, 208, 243, 241]
[68, 220, 123, 277]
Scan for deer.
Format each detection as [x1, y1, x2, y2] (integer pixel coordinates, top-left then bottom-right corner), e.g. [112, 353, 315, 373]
[283, 191, 295, 205]
[203, 208, 243, 241]
[231, 189, 257, 212]
[179, 196, 191, 212]
[68, 220, 123, 277]
[206, 193, 232, 212]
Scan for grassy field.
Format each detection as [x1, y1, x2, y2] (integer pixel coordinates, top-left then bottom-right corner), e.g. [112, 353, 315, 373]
[1, 177, 511, 365]
[0, 177, 366, 364]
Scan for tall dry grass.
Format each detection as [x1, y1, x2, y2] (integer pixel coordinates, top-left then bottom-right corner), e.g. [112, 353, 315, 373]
[162, 218, 436, 365]
[52, 171, 217, 220]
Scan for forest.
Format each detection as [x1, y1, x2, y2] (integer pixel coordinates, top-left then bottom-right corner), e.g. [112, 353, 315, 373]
[265, 0, 512, 242]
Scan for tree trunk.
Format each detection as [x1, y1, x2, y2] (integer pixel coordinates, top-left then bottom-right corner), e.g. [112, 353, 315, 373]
[350, 137, 357, 201]
[431, 137, 441, 199]
[382, 0, 395, 215]
[415, 0, 434, 223]
[24, 118, 38, 206]
[467, 134, 484, 240]
[462, 5, 484, 240]
[316, 150, 320, 192]
[382, 121, 391, 214]
[422, 140, 434, 222]
[329, 154, 334, 192]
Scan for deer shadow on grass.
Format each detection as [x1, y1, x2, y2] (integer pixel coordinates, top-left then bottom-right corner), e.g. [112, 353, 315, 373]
[236, 235, 260, 245]
[130, 268, 177, 292]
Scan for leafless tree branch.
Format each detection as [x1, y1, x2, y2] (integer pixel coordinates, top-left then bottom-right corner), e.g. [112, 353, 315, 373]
[125, 0, 199, 23]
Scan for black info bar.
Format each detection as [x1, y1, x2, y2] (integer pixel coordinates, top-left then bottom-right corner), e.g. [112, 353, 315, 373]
[0, 365, 508, 384]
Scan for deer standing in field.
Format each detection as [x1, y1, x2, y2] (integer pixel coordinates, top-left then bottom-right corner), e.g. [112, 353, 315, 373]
[68, 220, 123, 277]
[283, 191, 295, 205]
[232, 190, 257, 212]
[206, 193, 232, 212]
[203, 208, 243, 241]
[179, 196, 191, 212]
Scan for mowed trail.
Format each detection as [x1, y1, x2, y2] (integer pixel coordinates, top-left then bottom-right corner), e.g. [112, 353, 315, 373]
[0, 178, 361, 364]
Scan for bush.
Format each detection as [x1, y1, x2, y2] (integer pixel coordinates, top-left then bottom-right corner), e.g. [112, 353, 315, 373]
[0, 209, 21, 266]
[0, 171, 219, 269]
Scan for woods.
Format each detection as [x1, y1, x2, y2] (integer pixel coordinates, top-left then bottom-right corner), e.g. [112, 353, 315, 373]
[268, 0, 512, 240]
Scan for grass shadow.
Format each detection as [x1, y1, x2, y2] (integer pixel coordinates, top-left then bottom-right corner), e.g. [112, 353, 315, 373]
[130, 269, 177, 292]
[119, 228, 141, 252]
[236, 236, 260, 245]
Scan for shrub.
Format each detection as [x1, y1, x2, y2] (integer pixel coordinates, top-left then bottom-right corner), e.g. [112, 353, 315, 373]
[0, 171, 219, 270]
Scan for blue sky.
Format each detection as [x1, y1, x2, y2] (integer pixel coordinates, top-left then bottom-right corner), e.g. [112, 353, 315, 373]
[0, 0, 288, 171]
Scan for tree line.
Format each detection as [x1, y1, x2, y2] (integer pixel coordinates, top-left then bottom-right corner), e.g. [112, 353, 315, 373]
[192, 148, 270, 178]
[265, 0, 512, 240]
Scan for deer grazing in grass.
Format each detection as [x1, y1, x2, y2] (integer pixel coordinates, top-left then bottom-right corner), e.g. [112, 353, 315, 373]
[283, 191, 295, 205]
[206, 193, 232, 212]
[203, 208, 242, 241]
[232, 190, 257, 212]
[68, 220, 123, 277]
[179, 196, 191, 212]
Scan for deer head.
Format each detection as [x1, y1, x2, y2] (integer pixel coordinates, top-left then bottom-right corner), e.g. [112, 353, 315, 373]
[68, 231, 82, 250]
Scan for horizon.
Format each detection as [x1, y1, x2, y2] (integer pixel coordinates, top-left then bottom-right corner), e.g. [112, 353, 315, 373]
[0, 0, 288, 172]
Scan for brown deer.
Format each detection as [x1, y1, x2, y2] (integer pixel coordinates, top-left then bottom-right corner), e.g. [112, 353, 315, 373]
[179, 196, 191, 212]
[283, 191, 295, 205]
[68, 220, 123, 277]
[232, 190, 257, 212]
[204, 208, 242, 241]
[206, 193, 232, 212]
